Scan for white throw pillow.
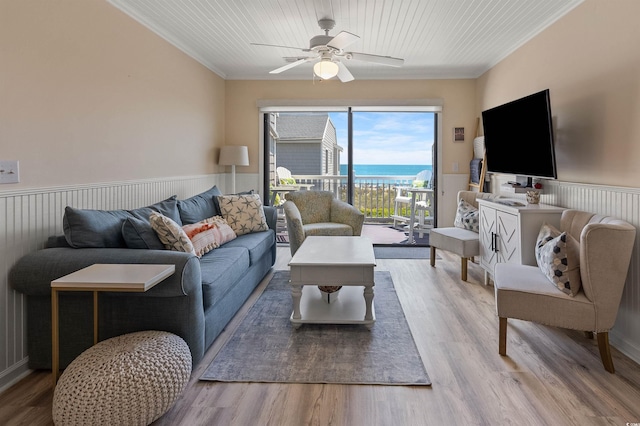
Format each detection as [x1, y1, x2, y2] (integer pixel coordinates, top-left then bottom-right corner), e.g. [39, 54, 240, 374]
[182, 216, 237, 257]
[217, 194, 269, 236]
[149, 212, 196, 255]
[535, 223, 582, 296]
[454, 198, 479, 233]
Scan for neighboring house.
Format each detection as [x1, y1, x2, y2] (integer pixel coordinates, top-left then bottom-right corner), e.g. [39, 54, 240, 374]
[270, 113, 342, 180]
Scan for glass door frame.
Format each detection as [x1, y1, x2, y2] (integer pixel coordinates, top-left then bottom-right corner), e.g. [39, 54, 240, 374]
[258, 102, 443, 226]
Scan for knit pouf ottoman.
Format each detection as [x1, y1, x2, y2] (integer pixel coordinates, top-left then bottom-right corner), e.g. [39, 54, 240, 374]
[52, 330, 192, 426]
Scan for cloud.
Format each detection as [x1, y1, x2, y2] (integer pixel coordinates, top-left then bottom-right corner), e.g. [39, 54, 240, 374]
[330, 112, 435, 164]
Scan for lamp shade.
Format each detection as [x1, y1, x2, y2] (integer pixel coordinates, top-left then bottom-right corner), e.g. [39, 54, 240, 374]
[219, 146, 249, 166]
[313, 60, 339, 80]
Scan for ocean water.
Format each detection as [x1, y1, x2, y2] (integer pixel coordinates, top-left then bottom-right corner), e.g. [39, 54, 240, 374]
[340, 164, 432, 177]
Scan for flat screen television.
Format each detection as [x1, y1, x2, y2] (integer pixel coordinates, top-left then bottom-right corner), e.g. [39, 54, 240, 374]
[482, 89, 557, 181]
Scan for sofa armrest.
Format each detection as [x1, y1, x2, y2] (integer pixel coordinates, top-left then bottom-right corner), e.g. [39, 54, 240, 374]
[283, 200, 305, 255]
[9, 247, 201, 298]
[263, 205, 277, 231]
[331, 199, 365, 236]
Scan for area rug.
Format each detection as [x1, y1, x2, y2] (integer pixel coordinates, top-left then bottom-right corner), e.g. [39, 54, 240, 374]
[374, 246, 431, 259]
[201, 270, 431, 386]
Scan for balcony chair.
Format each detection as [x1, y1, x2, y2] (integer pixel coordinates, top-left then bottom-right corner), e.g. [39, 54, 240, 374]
[393, 169, 432, 228]
[494, 209, 636, 373]
[429, 190, 501, 281]
[283, 190, 365, 256]
[271, 166, 314, 206]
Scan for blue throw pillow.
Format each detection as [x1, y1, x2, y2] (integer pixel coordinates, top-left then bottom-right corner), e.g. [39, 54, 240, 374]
[63, 196, 180, 248]
[178, 185, 223, 224]
[128, 196, 182, 225]
[63, 207, 129, 248]
[121, 217, 165, 250]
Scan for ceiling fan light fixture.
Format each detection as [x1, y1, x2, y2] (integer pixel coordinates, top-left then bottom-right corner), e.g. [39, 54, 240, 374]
[313, 60, 339, 79]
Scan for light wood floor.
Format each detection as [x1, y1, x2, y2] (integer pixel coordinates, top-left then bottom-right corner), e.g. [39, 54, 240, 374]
[2, 246, 640, 425]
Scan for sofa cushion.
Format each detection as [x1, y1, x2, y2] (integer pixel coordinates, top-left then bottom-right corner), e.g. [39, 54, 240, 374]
[63, 196, 180, 248]
[182, 216, 236, 257]
[121, 217, 165, 250]
[217, 194, 269, 236]
[199, 247, 250, 310]
[149, 212, 196, 256]
[218, 229, 274, 265]
[177, 185, 223, 225]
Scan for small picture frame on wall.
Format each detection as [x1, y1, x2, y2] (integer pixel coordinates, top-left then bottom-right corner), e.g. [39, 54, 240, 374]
[453, 127, 465, 142]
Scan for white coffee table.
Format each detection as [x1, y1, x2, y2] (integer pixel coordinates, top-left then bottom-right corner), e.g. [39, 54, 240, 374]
[288, 236, 376, 329]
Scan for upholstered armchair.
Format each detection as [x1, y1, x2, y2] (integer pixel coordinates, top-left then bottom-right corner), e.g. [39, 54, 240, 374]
[430, 190, 501, 281]
[494, 209, 636, 373]
[283, 191, 365, 256]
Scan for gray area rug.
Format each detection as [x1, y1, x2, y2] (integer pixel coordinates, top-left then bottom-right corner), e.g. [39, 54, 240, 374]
[201, 270, 431, 386]
[374, 246, 431, 259]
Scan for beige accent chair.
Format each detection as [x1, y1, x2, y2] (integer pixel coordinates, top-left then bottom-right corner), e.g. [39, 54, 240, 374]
[283, 191, 365, 256]
[429, 190, 501, 281]
[494, 209, 636, 373]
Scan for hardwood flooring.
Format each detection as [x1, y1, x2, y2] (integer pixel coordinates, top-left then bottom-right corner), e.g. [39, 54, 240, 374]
[2, 247, 640, 425]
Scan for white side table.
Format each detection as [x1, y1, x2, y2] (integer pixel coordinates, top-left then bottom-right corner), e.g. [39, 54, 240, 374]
[50, 263, 175, 387]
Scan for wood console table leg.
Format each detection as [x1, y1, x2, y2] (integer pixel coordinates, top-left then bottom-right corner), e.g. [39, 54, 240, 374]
[93, 291, 99, 345]
[51, 289, 59, 388]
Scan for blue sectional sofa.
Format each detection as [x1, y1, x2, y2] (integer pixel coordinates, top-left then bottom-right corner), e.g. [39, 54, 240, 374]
[9, 186, 276, 370]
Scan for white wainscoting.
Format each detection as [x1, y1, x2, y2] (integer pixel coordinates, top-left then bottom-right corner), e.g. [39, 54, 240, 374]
[491, 175, 640, 364]
[2, 175, 639, 390]
[0, 174, 222, 392]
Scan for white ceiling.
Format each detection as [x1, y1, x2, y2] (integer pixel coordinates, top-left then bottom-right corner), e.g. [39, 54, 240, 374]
[108, 0, 583, 81]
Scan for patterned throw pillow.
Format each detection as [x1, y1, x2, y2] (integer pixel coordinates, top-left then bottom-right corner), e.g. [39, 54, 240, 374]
[149, 212, 195, 255]
[535, 223, 582, 296]
[217, 194, 269, 236]
[182, 216, 237, 257]
[454, 198, 479, 233]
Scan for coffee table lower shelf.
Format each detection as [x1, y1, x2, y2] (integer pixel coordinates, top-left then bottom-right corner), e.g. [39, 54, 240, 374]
[290, 285, 376, 328]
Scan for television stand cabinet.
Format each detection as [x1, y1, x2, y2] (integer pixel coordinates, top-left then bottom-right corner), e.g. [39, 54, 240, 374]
[478, 199, 564, 285]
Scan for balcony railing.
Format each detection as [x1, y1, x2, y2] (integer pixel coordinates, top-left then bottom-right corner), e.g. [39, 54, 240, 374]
[274, 174, 422, 223]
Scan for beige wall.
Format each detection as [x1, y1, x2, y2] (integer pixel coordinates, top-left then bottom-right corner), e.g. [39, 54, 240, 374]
[0, 0, 225, 190]
[225, 79, 477, 175]
[476, 0, 640, 187]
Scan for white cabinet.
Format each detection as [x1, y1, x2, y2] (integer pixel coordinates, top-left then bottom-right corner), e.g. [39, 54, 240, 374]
[478, 199, 564, 284]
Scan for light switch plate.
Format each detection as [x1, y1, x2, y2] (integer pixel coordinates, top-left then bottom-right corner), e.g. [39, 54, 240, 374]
[0, 160, 20, 184]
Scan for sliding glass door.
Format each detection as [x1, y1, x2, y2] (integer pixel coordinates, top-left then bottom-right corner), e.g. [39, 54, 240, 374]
[262, 106, 438, 246]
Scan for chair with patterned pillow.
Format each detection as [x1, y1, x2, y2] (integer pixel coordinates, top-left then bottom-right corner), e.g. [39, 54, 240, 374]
[429, 190, 501, 281]
[282, 190, 365, 256]
[494, 210, 636, 373]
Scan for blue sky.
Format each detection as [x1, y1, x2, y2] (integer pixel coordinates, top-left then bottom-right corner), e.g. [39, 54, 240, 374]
[329, 112, 435, 165]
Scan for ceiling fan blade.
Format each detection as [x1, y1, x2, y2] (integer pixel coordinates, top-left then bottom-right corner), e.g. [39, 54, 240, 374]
[269, 58, 311, 74]
[251, 42, 310, 52]
[336, 62, 354, 83]
[346, 52, 404, 67]
[327, 31, 360, 51]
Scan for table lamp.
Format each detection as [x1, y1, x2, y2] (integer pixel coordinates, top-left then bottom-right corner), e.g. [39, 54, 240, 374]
[218, 145, 249, 194]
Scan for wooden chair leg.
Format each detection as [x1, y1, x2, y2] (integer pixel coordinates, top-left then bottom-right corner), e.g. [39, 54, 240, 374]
[597, 332, 615, 373]
[430, 246, 436, 267]
[499, 317, 507, 356]
[461, 257, 468, 281]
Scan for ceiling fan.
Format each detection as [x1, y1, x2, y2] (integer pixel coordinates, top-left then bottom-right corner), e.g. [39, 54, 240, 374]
[251, 18, 404, 82]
